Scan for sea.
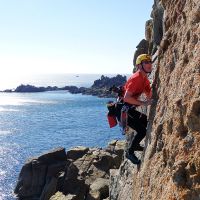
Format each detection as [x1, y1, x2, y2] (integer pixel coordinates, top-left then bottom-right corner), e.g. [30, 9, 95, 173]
[0, 74, 126, 200]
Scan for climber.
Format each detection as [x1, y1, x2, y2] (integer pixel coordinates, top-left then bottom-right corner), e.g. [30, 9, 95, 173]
[123, 54, 153, 164]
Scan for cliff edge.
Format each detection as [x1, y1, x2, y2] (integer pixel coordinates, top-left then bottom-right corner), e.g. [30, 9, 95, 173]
[110, 0, 200, 199]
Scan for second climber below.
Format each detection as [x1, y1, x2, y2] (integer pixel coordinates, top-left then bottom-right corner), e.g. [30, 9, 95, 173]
[123, 54, 153, 164]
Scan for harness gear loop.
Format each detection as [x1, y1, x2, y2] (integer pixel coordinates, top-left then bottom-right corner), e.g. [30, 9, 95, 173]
[119, 105, 129, 135]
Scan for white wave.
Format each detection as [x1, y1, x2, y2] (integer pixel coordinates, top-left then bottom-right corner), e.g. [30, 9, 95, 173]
[0, 107, 19, 112]
[0, 130, 12, 136]
[20, 99, 57, 105]
[0, 97, 56, 106]
[0, 170, 6, 177]
[0, 193, 7, 200]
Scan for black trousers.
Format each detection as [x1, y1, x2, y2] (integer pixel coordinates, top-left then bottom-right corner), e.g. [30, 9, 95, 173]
[127, 108, 147, 154]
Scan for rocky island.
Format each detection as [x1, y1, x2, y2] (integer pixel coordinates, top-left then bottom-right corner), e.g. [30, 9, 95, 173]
[2, 74, 127, 98]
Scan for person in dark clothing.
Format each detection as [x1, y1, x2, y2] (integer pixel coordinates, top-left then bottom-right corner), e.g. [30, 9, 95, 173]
[123, 54, 153, 164]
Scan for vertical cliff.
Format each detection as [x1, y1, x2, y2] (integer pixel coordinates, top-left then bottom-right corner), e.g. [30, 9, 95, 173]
[110, 0, 200, 199]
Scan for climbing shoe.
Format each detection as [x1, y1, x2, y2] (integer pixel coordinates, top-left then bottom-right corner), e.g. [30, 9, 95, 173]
[134, 145, 144, 151]
[126, 152, 140, 164]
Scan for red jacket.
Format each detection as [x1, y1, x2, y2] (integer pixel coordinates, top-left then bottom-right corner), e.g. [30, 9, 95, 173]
[123, 71, 151, 98]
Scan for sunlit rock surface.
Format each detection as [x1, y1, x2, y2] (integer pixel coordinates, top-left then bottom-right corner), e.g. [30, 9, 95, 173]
[14, 141, 125, 200]
[110, 0, 200, 199]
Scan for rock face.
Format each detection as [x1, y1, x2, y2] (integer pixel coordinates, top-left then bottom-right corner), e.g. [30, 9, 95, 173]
[14, 140, 126, 200]
[110, 0, 200, 199]
[133, 39, 149, 68]
[109, 160, 136, 200]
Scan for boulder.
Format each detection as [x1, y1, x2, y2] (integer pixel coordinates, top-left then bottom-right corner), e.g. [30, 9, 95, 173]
[14, 148, 68, 199]
[88, 178, 109, 200]
[66, 146, 89, 161]
[40, 177, 58, 200]
[14, 159, 47, 198]
[15, 141, 126, 200]
[37, 147, 67, 164]
[62, 144, 125, 199]
[92, 152, 115, 171]
[106, 140, 125, 158]
[50, 192, 76, 200]
[63, 177, 88, 200]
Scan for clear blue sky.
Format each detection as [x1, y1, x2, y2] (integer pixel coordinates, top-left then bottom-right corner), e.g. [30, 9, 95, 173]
[0, 0, 153, 79]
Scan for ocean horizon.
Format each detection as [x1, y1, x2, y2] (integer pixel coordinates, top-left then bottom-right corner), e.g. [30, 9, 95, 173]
[0, 73, 130, 91]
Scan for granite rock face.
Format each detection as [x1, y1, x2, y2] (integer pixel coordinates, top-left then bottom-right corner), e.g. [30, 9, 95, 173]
[110, 160, 136, 200]
[133, 39, 149, 67]
[111, 0, 200, 199]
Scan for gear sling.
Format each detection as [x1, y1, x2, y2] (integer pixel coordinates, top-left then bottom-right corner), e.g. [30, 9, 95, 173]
[106, 86, 148, 153]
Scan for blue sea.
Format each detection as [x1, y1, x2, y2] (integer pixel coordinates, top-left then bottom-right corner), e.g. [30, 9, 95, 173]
[0, 74, 124, 200]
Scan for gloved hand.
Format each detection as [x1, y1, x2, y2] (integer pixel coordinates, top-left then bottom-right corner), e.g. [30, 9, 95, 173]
[143, 99, 154, 106]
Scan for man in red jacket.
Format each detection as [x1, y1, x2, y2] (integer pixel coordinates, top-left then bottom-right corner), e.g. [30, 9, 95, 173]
[123, 54, 153, 164]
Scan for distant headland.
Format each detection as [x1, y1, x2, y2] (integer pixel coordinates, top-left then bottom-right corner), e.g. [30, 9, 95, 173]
[2, 74, 127, 98]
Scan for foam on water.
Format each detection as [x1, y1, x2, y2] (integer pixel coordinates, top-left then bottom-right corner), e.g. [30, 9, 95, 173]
[0, 96, 57, 106]
[0, 130, 12, 136]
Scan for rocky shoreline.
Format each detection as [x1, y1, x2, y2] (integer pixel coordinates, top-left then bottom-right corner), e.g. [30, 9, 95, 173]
[14, 140, 127, 200]
[1, 74, 127, 98]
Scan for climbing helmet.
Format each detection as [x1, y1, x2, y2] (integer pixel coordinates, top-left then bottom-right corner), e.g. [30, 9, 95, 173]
[136, 54, 152, 65]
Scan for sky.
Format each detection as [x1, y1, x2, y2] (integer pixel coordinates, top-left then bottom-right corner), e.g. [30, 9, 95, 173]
[0, 0, 154, 86]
